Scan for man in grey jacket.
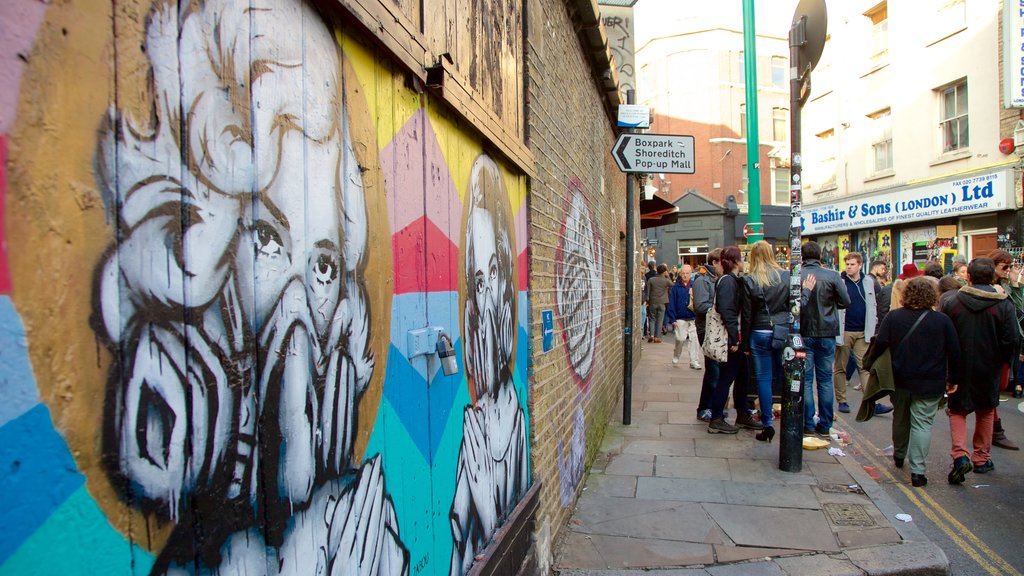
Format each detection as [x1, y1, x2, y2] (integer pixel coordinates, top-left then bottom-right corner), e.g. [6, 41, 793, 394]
[800, 242, 851, 437]
[691, 248, 723, 421]
[834, 252, 891, 415]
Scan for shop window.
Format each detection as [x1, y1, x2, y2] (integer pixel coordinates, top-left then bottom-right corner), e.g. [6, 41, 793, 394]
[939, 80, 968, 152]
[739, 104, 746, 138]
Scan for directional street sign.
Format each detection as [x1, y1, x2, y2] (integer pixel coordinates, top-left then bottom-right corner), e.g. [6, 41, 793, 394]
[611, 133, 695, 174]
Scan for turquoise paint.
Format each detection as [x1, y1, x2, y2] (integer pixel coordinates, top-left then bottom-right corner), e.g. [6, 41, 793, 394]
[0, 404, 85, 564]
[0, 486, 155, 576]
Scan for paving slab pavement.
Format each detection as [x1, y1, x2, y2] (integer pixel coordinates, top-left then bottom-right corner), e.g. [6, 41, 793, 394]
[553, 335, 949, 575]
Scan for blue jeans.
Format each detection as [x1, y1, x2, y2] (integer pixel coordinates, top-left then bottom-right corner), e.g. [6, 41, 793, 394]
[750, 331, 782, 428]
[803, 337, 837, 432]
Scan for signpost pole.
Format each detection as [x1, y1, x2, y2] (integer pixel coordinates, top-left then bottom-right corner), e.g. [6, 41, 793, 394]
[623, 88, 635, 426]
[780, 18, 807, 473]
[780, 0, 825, 473]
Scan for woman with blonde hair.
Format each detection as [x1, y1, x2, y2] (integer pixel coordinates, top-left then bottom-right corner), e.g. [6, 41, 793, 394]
[740, 240, 792, 441]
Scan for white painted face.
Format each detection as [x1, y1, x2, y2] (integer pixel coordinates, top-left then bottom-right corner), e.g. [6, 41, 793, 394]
[472, 210, 500, 316]
[469, 209, 502, 397]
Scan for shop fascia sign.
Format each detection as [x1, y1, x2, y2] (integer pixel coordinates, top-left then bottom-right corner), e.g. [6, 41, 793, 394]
[802, 170, 1010, 235]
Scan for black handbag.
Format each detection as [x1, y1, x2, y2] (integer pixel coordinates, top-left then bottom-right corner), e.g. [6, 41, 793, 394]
[761, 284, 789, 351]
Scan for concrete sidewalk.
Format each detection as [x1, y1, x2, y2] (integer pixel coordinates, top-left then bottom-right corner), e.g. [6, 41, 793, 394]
[552, 334, 949, 576]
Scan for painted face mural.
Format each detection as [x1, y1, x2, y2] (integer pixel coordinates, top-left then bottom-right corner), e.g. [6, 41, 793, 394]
[91, 0, 407, 573]
[555, 179, 603, 390]
[451, 156, 528, 574]
[553, 179, 601, 506]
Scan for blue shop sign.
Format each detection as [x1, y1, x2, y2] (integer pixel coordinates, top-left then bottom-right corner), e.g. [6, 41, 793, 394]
[802, 170, 1012, 235]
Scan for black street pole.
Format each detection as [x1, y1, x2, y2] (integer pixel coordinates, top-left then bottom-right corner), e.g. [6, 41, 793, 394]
[623, 89, 635, 426]
[780, 18, 809, 473]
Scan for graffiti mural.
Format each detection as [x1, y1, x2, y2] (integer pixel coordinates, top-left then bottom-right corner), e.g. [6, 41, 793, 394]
[557, 396, 586, 506]
[555, 179, 603, 390]
[2, 0, 532, 573]
[450, 156, 529, 574]
[90, 0, 406, 572]
[553, 179, 601, 507]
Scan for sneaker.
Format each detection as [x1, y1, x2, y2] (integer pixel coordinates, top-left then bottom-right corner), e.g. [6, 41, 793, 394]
[874, 404, 894, 415]
[690, 362, 702, 370]
[973, 460, 994, 474]
[814, 426, 831, 439]
[948, 456, 973, 485]
[672, 356, 679, 365]
[697, 409, 712, 422]
[803, 428, 816, 436]
[911, 473, 928, 487]
[708, 418, 739, 434]
[893, 455, 904, 469]
[837, 402, 850, 414]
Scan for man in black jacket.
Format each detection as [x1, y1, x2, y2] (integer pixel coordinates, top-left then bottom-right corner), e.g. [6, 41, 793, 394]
[800, 241, 851, 437]
[941, 258, 1020, 484]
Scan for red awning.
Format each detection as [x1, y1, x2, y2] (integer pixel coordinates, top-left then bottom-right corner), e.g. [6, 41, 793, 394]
[640, 195, 679, 229]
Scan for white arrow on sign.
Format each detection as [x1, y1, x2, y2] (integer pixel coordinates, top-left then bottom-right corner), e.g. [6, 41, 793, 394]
[611, 133, 696, 174]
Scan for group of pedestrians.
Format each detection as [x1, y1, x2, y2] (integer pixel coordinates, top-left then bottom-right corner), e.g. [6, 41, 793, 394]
[649, 241, 1023, 490]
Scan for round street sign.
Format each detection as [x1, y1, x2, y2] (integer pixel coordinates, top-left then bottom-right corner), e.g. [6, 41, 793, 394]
[793, 0, 827, 71]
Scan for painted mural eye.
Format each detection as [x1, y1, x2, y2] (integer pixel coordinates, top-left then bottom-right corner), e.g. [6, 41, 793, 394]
[475, 273, 486, 295]
[253, 220, 283, 258]
[313, 253, 337, 286]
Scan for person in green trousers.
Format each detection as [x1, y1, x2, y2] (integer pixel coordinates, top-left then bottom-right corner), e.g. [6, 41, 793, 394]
[869, 276, 961, 488]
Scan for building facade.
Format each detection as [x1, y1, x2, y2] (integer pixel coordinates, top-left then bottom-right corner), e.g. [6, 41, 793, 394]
[633, 0, 800, 264]
[800, 0, 1024, 270]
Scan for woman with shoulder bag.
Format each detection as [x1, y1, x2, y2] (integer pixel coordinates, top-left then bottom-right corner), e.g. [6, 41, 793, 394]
[706, 246, 747, 434]
[866, 276, 960, 488]
[741, 241, 791, 442]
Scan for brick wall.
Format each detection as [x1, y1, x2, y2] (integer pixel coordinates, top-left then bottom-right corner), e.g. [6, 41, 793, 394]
[525, 0, 636, 569]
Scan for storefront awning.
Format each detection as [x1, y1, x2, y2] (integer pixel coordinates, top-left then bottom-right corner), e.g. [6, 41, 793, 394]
[640, 194, 679, 229]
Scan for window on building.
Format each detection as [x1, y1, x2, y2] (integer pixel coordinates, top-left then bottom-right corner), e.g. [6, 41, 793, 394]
[865, 2, 888, 67]
[869, 108, 893, 173]
[734, 51, 745, 83]
[772, 57, 786, 89]
[815, 129, 837, 189]
[773, 165, 791, 205]
[929, 0, 966, 44]
[939, 81, 968, 152]
[773, 108, 788, 141]
[739, 104, 746, 138]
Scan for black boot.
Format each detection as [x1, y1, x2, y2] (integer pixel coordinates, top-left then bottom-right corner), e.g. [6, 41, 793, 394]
[992, 418, 1019, 451]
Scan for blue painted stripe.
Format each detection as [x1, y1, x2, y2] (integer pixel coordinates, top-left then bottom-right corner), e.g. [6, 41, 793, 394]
[0, 486, 155, 576]
[0, 404, 85, 564]
[0, 296, 40, 428]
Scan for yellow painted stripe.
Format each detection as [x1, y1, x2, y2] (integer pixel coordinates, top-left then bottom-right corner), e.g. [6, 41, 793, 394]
[840, 423, 1023, 576]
